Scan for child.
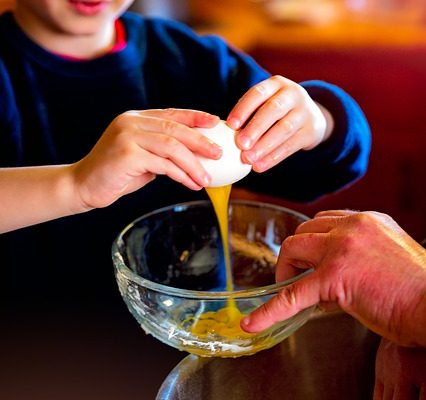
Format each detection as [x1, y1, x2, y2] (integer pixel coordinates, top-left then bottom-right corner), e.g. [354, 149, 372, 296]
[0, 0, 370, 312]
[0, 108, 222, 233]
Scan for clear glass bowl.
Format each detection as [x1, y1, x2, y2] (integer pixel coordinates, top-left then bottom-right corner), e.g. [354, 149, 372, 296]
[112, 200, 315, 358]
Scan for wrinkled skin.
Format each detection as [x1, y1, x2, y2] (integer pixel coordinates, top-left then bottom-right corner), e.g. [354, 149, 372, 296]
[241, 210, 426, 348]
[241, 210, 426, 397]
[374, 338, 426, 400]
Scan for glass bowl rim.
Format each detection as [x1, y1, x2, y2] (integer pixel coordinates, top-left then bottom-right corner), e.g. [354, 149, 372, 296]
[112, 199, 311, 300]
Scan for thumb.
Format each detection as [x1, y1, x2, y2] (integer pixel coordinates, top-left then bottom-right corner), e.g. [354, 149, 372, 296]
[109, 173, 157, 203]
[241, 274, 321, 333]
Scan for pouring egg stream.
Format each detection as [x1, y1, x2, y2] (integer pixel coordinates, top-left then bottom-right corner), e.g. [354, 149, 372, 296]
[183, 121, 253, 341]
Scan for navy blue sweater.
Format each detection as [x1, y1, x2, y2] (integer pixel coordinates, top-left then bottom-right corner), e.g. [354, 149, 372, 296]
[0, 12, 370, 311]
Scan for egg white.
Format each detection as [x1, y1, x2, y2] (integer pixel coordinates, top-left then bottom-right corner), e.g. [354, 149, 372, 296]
[196, 121, 252, 187]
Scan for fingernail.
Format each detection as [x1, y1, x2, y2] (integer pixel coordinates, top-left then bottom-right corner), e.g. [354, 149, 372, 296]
[254, 160, 267, 172]
[243, 150, 257, 164]
[209, 114, 220, 122]
[210, 143, 222, 158]
[238, 135, 252, 150]
[228, 117, 241, 130]
[241, 316, 250, 327]
[203, 174, 211, 186]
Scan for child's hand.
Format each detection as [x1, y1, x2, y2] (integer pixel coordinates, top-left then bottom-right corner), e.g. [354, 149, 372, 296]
[72, 108, 221, 210]
[227, 75, 334, 172]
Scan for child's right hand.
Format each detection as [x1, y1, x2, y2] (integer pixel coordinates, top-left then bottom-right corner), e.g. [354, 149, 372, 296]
[72, 108, 222, 211]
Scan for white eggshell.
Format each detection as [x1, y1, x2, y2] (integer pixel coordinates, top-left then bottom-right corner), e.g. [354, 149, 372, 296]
[196, 121, 252, 187]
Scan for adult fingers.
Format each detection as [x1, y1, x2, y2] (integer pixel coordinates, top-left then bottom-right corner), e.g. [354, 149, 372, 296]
[375, 343, 386, 400]
[393, 384, 420, 400]
[382, 385, 395, 400]
[373, 379, 384, 400]
[315, 209, 359, 218]
[313, 210, 403, 236]
[241, 272, 321, 332]
[275, 233, 327, 282]
[295, 215, 348, 234]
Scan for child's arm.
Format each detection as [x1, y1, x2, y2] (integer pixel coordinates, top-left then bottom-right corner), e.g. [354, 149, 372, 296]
[0, 108, 221, 233]
[0, 164, 87, 233]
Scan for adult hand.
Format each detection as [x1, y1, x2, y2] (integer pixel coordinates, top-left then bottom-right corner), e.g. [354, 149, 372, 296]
[241, 210, 426, 347]
[72, 108, 221, 210]
[226, 75, 333, 172]
[374, 338, 426, 399]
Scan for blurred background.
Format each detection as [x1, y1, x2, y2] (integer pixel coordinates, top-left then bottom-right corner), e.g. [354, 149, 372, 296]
[130, 0, 426, 243]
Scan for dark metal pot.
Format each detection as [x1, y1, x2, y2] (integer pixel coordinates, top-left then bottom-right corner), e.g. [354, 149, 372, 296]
[157, 311, 380, 400]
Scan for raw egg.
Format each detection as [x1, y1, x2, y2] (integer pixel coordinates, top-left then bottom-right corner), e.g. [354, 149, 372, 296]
[196, 121, 252, 187]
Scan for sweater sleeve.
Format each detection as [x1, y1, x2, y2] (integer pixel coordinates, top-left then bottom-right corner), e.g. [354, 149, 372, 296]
[238, 80, 371, 202]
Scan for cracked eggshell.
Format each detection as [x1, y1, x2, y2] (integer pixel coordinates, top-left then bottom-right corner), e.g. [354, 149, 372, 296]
[196, 121, 252, 187]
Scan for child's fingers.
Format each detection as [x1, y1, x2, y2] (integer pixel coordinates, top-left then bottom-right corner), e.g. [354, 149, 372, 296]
[138, 108, 220, 128]
[157, 159, 204, 191]
[128, 113, 222, 159]
[227, 76, 288, 130]
[240, 109, 302, 165]
[138, 149, 204, 190]
[135, 132, 211, 187]
[235, 88, 297, 150]
[248, 125, 318, 172]
[247, 129, 302, 172]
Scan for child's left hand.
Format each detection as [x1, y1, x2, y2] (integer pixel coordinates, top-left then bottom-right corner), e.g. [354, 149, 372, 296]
[227, 75, 334, 172]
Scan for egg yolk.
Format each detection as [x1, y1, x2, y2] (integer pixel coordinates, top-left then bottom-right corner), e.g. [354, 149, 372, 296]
[187, 184, 252, 340]
[188, 305, 252, 339]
